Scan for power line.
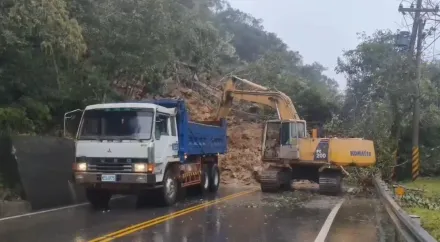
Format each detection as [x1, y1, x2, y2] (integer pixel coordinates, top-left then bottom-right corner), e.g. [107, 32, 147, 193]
[423, 29, 440, 52]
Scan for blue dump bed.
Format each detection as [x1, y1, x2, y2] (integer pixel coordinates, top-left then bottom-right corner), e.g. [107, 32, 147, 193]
[147, 99, 228, 162]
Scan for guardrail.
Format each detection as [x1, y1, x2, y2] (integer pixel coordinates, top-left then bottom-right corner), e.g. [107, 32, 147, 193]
[373, 176, 437, 242]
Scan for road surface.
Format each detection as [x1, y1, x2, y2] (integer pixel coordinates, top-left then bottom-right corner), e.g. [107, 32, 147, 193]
[0, 185, 391, 242]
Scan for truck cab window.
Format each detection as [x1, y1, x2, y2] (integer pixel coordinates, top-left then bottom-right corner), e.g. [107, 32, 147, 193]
[78, 108, 153, 140]
[82, 118, 99, 136]
[281, 122, 290, 145]
[170, 117, 177, 136]
[155, 114, 169, 138]
[297, 122, 305, 138]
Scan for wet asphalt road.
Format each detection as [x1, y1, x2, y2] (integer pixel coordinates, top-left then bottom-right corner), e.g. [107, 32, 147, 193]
[0, 185, 388, 242]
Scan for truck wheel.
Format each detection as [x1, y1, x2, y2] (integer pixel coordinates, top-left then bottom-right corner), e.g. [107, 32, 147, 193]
[209, 164, 220, 193]
[199, 165, 210, 194]
[86, 188, 111, 210]
[157, 169, 178, 206]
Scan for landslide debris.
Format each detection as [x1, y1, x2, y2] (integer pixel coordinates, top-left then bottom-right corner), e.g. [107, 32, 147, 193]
[168, 83, 263, 186]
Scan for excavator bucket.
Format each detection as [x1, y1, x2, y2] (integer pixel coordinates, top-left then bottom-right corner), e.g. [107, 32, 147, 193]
[0, 135, 86, 210]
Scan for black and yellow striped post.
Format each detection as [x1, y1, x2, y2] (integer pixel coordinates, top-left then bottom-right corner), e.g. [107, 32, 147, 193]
[412, 146, 420, 181]
[391, 149, 397, 182]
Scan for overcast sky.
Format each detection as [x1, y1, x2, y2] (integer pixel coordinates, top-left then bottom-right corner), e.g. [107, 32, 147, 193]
[228, 0, 406, 90]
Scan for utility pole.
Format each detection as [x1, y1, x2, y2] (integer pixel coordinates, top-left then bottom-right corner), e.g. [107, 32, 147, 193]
[400, 0, 423, 54]
[411, 19, 424, 182]
[398, 0, 438, 181]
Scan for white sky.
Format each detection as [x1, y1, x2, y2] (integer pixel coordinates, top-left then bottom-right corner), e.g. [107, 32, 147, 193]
[228, 0, 407, 90]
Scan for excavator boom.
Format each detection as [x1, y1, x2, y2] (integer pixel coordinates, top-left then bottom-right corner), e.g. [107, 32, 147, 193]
[216, 76, 301, 121]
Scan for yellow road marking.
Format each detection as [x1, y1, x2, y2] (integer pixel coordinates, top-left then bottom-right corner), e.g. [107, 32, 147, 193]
[88, 189, 257, 242]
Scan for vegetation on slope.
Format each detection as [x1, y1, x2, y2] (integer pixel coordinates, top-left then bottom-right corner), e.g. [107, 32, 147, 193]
[0, 0, 340, 136]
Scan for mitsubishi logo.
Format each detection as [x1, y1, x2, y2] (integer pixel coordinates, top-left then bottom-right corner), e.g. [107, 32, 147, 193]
[107, 148, 112, 153]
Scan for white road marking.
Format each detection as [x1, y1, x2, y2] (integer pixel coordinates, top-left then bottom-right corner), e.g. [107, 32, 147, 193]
[314, 198, 345, 242]
[0, 196, 124, 222]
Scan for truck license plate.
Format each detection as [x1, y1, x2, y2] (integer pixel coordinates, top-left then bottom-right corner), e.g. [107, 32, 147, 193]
[101, 174, 116, 182]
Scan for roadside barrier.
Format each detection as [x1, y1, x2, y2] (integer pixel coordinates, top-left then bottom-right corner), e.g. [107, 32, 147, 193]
[373, 176, 437, 242]
[0, 135, 86, 211]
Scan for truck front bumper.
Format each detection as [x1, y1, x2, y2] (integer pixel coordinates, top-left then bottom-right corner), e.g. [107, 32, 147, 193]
[73, 172, 156, 186]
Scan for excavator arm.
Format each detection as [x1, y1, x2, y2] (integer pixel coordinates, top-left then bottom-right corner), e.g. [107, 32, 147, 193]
[215, 76, 300, 120]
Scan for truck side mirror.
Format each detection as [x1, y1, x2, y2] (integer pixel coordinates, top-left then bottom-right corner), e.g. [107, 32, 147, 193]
[63, 109, 83, 138]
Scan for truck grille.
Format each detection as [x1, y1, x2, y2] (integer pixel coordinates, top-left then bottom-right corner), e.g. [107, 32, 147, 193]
[88, 158, 133, 172]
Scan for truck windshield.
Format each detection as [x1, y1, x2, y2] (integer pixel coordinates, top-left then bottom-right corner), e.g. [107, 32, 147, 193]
[78, 108, 154, 140]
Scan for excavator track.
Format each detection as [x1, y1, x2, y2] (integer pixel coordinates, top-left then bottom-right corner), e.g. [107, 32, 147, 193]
[260, 168, 291, 193]
[260, 169, 281, 192]
[318, 170, 342, 195]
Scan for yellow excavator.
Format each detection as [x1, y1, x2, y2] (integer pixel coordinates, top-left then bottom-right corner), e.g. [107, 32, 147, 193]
[216, 76, 376, 195]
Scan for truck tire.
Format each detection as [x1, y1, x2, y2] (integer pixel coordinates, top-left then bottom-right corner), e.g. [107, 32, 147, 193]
[86, 188, 111, 210]
[209, 164, 220, 193]
[157, 168, 178, 206]
[199, 165, 210, 194]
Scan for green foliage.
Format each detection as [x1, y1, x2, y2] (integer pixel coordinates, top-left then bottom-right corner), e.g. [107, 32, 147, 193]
[0, 0, 340, 135]
[0, 107, 33, 134]
[335, 30, 440, 178]
[402, 193, 440, 210]
[400, 178, 440, 240]
[407, 207, 440, 240]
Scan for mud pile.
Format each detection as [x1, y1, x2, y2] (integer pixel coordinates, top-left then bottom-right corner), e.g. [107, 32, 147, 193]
[220, 122, 262, 185]
[168, 85, 262, 185]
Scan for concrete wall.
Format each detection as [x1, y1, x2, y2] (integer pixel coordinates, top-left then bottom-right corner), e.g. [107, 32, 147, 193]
[0, 135, 86, 211]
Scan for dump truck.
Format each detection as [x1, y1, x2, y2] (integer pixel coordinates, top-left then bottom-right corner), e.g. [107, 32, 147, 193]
[66, 99, 227, 209]
[216, 76, 376, 194]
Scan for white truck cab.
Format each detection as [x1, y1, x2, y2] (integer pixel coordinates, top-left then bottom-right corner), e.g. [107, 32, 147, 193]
[74, 103, 178, 183]
[66, 100, 225, 209]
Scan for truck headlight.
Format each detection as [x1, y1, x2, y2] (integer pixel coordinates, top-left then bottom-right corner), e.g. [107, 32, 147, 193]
[133, 163, 154, 173]
[134, 163, 146, 172]
[75, 162, 87, 171]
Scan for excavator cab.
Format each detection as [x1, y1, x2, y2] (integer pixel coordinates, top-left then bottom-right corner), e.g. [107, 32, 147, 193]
[262, 120, 306, 160]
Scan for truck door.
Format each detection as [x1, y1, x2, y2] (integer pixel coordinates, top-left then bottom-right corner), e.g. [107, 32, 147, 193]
[169, 115, 179, 157]
[154, 113, 171, 164]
